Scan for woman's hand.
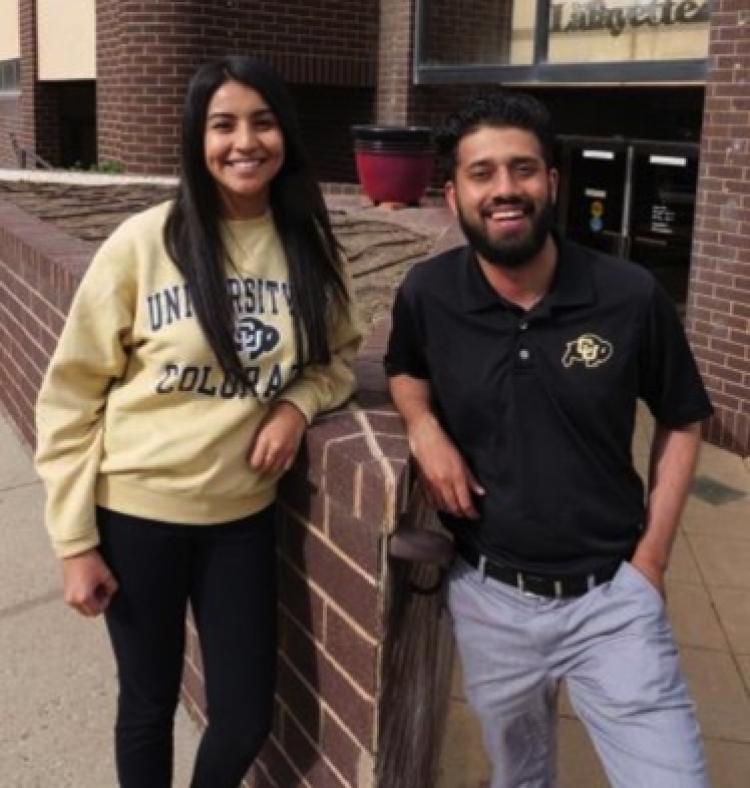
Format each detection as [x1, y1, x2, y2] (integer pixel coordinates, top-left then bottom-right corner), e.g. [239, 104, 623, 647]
[62, 548, 119, 617]
[248, 400, 308, 475]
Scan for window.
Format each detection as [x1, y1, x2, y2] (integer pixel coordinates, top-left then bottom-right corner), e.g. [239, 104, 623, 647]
[415, 0, 711, 84]
[0, 58, 20, 93]
[420, 0, 533, 67]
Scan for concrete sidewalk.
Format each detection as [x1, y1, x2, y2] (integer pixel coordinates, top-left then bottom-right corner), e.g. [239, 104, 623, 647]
[0, 413, 201, 787]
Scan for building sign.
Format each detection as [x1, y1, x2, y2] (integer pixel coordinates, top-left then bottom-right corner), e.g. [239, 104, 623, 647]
[550, 1, 710, 38]
[547, 0, 710, 64]
[416, 0, 711, 82]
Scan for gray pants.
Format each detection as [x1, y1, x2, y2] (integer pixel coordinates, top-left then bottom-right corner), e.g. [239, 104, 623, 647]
[448, 558, 709, 788]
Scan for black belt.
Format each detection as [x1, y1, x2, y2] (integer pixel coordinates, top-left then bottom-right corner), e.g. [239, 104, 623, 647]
[455, 541, 620, 599]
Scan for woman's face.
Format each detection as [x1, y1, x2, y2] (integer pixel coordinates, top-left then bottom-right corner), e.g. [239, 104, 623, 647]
[204, 80, 285, 219]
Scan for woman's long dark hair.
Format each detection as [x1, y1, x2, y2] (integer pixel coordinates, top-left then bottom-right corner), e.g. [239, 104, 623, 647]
[164, 56, 347, 384]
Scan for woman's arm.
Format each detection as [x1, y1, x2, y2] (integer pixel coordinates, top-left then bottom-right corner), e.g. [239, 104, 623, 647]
[276, 295, 361, 422]
[35, 236, 137, 616]
[249, 270, 361, 474]
[35, 240, 135, 559]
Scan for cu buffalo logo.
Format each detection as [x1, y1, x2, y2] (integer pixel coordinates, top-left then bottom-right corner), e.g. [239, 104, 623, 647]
[234, 316, 280, 360]
[562, 333, 613, 369]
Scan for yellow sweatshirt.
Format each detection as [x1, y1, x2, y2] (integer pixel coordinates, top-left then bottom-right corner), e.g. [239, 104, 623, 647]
[35, 201, 361, 558]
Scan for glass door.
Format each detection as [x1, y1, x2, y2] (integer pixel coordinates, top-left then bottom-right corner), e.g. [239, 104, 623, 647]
[557, 136, 698, 304]
[628, 141, 700, 303]
[557, 136, 629, 258]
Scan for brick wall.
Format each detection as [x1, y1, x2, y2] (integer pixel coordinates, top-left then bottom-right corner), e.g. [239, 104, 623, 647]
[0, 198, 448, 786]
[291, 85, 375, 184]
[96, 0, 377, 177]
[376, 0, 414, 124]
[93, 0, 123, 169]
[687, 0, 750, 456]
[0, 201, 96, 445]
[421, 0, 512, 66]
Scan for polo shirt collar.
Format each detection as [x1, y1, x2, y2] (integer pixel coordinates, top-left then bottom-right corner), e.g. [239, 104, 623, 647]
[460, 234, 596, 314]
[546, 237, 596, 310]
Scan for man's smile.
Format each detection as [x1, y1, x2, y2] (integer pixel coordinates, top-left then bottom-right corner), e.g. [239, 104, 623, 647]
[482, 202, 532, 232]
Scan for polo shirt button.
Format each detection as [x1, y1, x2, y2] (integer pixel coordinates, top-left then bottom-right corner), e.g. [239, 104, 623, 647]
[518, 348, 530, 361]
[519, 320, 529, 331]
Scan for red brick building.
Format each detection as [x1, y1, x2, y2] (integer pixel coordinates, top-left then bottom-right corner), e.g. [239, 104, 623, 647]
[1, 0, 377, 179]
[1, 0, 748, 456]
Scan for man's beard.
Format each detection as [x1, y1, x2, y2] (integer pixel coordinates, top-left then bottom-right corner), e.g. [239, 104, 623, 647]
[457, 198, 555, 269]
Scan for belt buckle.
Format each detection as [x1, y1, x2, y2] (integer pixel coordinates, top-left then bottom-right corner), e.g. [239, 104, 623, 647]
[518, 569, 600, 600]
[517, 571, 549, 600]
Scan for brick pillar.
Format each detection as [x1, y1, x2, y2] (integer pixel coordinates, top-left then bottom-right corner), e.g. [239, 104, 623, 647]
[96, 0, 204, 174]
[18, 0, 36, 155]
[687, 1, 750, 456]
[94, 0, 122, 169]
[377, 0, 416, 124]
[181, 322, 423, 787]
[17, 0, 61, 167]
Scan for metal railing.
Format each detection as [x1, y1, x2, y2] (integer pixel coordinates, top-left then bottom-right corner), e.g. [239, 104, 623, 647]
[8, 132, 53, 170]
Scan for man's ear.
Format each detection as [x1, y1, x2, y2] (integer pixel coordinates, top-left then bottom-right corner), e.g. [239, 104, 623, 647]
[548, 167, 560, 204]
[445, 180, 458, 217]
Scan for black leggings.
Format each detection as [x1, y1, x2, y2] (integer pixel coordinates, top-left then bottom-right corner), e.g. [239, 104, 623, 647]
[97, 505, 277, 788]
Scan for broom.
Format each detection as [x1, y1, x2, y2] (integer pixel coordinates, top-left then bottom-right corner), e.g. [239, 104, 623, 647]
[377, 486, 456, 788]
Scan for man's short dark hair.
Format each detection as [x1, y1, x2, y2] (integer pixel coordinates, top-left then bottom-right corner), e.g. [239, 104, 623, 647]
[436, 92, 556, 173]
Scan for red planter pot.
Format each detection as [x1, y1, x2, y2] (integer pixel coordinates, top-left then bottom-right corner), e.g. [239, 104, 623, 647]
[354, 149, 434, 205]
[352, 125, 434, 206]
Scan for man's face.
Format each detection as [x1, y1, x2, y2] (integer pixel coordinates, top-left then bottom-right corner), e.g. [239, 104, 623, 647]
[445, 125, 558, 269]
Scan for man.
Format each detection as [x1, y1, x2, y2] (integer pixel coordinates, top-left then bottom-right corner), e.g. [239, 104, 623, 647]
[384, 93, 712, 787]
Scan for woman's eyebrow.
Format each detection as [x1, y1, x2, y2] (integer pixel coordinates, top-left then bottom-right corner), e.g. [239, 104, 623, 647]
[207, 108, 275, 121]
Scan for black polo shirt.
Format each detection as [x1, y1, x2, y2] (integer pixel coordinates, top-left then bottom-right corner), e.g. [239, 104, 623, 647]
[384, 238, 713, 576]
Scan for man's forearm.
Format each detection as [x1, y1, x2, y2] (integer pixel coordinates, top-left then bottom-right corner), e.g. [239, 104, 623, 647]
[635, 421, 702, 573]
[389, 374, 450, 456]
[388, 373, 484, 518]
[389, 374, 432, 426]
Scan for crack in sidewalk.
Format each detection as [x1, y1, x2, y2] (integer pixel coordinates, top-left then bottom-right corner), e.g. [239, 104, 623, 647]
[0, 589, 60, 622]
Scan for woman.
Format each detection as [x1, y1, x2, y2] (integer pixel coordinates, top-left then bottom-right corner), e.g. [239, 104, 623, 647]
[34, 57, 360, 788]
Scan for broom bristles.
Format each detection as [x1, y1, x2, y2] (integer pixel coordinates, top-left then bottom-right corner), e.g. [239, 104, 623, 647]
[377, 489, 455, 788]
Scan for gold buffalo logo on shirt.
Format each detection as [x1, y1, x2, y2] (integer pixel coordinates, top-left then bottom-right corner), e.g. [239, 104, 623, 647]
[562, 333, 613, 369]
